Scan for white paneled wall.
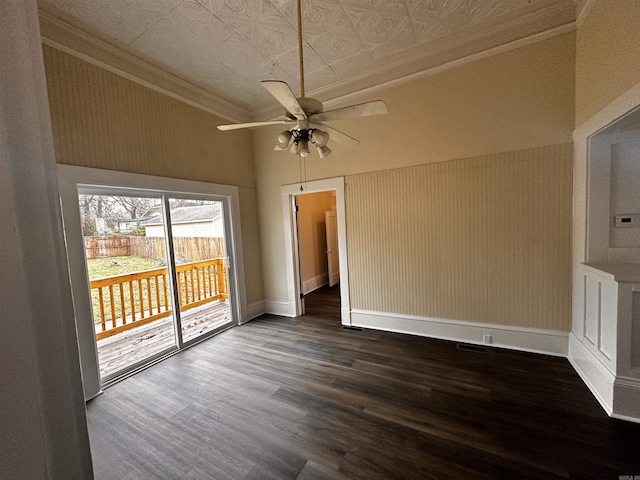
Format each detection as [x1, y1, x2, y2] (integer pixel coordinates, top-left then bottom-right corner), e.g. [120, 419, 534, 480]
[578, 267, 618, 368]
[570, 264, 640, 419]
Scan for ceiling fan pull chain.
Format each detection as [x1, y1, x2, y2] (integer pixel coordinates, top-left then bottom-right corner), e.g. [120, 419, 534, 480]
[297, 153, 308, 191]
[303, 154, 308, 190]
[299, 154, 304, 191]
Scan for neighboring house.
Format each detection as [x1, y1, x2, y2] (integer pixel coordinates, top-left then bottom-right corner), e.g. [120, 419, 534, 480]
[142, 204, 223, 237]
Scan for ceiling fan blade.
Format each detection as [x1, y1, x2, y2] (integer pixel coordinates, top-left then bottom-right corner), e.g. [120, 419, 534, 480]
[217, 120, 295, 131]
[311, 122, 360, 147]
[261, 80, 307, 120]
[309, 100, 388, 123]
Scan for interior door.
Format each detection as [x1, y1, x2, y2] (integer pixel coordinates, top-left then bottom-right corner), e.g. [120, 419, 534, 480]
[325, 210, 340, 287]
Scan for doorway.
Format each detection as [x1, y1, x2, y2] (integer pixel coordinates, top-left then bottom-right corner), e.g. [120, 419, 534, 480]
[296, 191, 338, 292]
[79, 191, 232, 382]
[58, 166, 247, 399]
[294, 191, 340, 319]
[281, 177, 351, 324]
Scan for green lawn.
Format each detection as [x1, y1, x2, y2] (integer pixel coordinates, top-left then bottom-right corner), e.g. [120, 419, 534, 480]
[86, 256, 161, 280]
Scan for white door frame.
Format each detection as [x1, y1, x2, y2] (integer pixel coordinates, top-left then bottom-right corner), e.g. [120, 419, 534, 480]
[281, 177, 351, 325]
[57, 165, 248, 400]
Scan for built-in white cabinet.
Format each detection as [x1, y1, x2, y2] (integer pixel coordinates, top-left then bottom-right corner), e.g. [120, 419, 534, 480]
[571, 112, 640, 422]
[571, 264, 640, 420]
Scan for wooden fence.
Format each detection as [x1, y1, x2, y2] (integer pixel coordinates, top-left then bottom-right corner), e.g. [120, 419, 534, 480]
[84, 236, 130, 259]
[90, 258, 228, 340]
[84, 236, 225, 262]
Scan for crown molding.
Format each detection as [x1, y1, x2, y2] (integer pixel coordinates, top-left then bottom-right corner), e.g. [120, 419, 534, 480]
[254, 0, 577, 119]
[322, 23, 576, 112]
[39, 1, 576, 124]
[575, 0, 597, 27]
[38, 9, 251, 123]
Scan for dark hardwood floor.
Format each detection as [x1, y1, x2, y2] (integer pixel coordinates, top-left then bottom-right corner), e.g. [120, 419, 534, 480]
[302, 283, 341, 318]
[87, 286, 640, 479]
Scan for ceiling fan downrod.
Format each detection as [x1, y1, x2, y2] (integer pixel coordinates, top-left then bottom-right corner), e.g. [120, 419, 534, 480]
[215, 0, 388, 159]
[297, 0, 305, 98]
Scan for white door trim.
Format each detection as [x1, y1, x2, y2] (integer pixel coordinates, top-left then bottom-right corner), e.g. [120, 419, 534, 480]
[281, 177, 351, 325]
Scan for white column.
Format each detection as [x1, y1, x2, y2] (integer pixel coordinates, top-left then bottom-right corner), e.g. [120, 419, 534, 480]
[0, 0, 93, 478]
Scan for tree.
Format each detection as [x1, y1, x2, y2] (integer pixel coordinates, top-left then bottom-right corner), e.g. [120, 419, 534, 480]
[129, 224, 146, 236]
[113, 196, 157, 220]
[78, 194, 160, 236]
[78, 195, 97, 236]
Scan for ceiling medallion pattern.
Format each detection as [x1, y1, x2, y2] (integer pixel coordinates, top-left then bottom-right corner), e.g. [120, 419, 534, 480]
[40, 0, 570, 112]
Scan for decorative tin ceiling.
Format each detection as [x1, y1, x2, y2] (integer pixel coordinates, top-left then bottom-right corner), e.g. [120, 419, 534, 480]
[38, 0, 576, 114]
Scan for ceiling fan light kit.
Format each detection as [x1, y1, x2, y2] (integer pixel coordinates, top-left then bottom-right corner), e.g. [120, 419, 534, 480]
[278, 131, 292, 145]
[317, 145, 332, 159]
[311, 130, 328, 146]
[216, 0, 388, 160]
[276, 126, 330, 157]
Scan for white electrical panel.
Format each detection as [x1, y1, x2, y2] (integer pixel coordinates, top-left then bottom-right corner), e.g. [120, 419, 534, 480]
[614, 214, 640, 228]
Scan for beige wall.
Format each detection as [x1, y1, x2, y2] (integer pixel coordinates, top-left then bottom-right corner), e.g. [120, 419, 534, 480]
[575, 0, 640, 127]
[297, 191, 335, 293]
[42, 45, 264, 304]
[43, 29, 577, 330]
[347, 144, 572, 330]
[254, 32, 575, 331]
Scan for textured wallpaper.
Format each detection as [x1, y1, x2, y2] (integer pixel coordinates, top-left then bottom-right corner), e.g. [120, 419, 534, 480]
[43, 45, 264, 303]
[346, 144, 572, 331]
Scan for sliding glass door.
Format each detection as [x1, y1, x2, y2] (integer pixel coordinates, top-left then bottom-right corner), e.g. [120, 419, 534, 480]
[167, 197, 231, 345]
[77, 189, 234, 383]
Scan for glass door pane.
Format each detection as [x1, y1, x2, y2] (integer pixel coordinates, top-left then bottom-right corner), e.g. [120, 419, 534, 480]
[167, 197, 232, 344]
[79, 193, 177, 379]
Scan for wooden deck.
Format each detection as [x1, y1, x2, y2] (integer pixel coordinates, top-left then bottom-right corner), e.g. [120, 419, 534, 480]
[97, 300, 230, 378]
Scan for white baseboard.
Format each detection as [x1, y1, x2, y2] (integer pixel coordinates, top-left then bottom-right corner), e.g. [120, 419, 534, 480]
[264, 299, 297, 317]
[350, 309, 569, 356]
[245, 301, 265, 322]
[613, 376, 640, 420]
[302, 273, 328, 295]
[612, 411, 640, 424]
[568, 333, 640, 421]
[568, 332, 615, 415]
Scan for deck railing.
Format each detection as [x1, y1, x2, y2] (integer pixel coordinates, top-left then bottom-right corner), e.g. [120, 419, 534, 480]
[90, 258, 228, 340]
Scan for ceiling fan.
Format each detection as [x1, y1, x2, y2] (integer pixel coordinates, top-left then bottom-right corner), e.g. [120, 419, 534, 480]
[216, 0, 388, 159]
